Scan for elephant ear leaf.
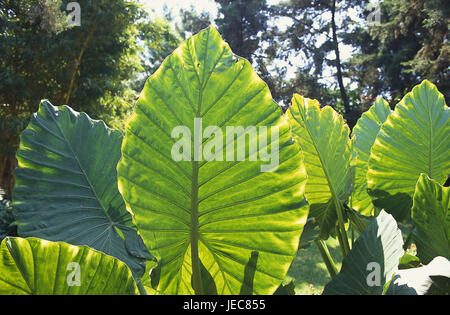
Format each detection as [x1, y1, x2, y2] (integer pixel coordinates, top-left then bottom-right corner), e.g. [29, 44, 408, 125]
[411, 174, 450, 264]
[323, 211, 404, 295]
[286, 94, 353, 240]
[0, 237, 138, 295]
[351, 97, 391, 216]
[117, 26, 308, 295]
[13, 101, 152, 278]
[367, 80, 450, 221]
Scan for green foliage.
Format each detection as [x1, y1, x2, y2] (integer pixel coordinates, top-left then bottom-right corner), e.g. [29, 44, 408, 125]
[0, 26, 449, 296]
[274, 279, 296, 295]
[367, 80, 449, 221]
[13, 100, 152, 278]
[0, 0, 144, 118]
[215, 0, 269, 63]
[117, 26, 308, 295]
[323, 211, 404, 295]
[319, 80, 449, 295]
[178, 7, 212, 39]
[351, 97, 391, 215]
[136, 17, 182, 91]
[268, 0, 366, 122]
[398, 252, 421, 270]
[0, 0, 155, 194]
[287, 94, 353, 244]
[347, 0, 449, 104]
[0, 237, 139, 295]
[0, 192, 16, 242]
[412, 174, 449, 264]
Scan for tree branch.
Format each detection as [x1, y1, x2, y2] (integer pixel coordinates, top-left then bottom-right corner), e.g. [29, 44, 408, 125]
[65, 22, 96, 105]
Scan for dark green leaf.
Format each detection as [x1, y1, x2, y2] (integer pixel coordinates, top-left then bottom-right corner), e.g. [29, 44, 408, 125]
[13, 101, 152, 278]
[323, 211, 404, 295]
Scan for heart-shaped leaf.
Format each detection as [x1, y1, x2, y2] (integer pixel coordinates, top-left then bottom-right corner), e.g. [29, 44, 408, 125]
[117, 26, 308, 295]
[367, 80, 450, 221]
[13, 101, 152, 278]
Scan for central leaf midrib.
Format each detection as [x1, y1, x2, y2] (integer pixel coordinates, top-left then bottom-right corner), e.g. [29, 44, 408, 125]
[426, 97, 433, 178]
[295, 105, 342, 207]
[45, 106, 115, 227]
[292, 101, 350, 251]
[190, 27, 210, 295]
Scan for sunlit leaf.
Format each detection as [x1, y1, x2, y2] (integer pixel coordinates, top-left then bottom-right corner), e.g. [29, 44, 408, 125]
[0, 237, 138, 295]
[411, 174, 450, 264]
[351, 97, 391, 215]
[367, 80, 450, 221]
[117, 26, 308, 295]
[287, 94, 353, 239]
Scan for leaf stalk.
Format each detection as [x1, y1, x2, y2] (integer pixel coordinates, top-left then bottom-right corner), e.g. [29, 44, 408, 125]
[315, 239, 338, 278]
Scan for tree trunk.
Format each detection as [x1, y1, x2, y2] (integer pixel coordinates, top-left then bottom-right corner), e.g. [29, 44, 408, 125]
[65, 23, 96, 105]
[0, 155, 6, 190]
[331, 0, 350, 113]
[7, 157, 15, 198]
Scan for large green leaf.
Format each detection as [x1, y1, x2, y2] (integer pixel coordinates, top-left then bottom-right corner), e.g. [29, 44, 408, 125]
[367, 80, 450, 221]
[351, 98, 391, 216]
[117, 26, 308, 295]
[286, 94, 353, 239]
[411, 174, 450, 264]
[323, 211, 404, 295]
[0, 237, 138, 295]
[13, 101, 152, 278]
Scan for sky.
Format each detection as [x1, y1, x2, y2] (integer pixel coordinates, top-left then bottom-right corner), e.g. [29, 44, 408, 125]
[141, 0, 219, 22]
[140, 0, 362, 87]
[141, 0, 286, 26]
[141, 0, 285, 17]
